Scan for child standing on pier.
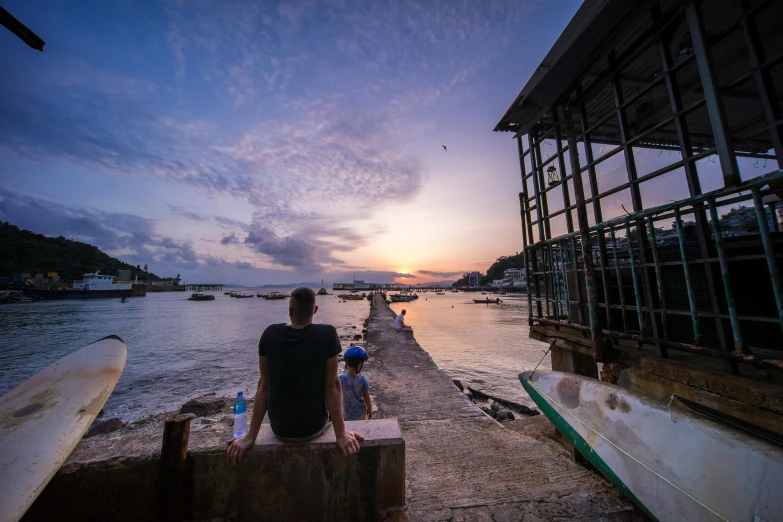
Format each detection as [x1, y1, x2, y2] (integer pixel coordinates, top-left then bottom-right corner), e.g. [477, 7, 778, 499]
[340, 346, 373, 421]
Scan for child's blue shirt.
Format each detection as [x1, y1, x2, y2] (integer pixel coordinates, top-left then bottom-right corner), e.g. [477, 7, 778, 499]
[340, 373, 369, 420]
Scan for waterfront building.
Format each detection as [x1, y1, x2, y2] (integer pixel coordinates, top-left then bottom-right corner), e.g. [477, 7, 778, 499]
[496, 0, 783, 440]
[719, 205, 773, 237]
[503, 268, 525, 283]
[467, 271, 482, 287]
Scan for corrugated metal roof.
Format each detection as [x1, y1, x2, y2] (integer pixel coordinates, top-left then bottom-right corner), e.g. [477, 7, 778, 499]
[495, 0, 780, 155]
[494, 0, 651, 134]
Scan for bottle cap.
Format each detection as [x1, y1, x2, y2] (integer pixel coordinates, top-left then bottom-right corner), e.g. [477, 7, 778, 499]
[237, 391, 243, 396]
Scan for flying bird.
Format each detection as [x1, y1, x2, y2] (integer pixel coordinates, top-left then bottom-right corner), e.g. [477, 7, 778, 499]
[442, 144, 447, 152]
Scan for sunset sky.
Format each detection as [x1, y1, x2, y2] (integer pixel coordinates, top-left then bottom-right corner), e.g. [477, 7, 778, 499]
[1, 0, 772, 285]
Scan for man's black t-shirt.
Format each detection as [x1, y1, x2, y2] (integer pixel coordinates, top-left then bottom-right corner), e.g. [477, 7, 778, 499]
[258, 323, 342, 438]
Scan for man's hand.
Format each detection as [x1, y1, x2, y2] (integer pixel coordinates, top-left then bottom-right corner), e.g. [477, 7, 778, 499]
[226, 433, 255, 464]
[336, 430, 365, 455]
[367, 410, 373, 420]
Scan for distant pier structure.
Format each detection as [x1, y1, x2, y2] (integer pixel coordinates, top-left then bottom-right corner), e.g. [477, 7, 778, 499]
[183, 284, 223, 291]
[333, 282, 450, 292]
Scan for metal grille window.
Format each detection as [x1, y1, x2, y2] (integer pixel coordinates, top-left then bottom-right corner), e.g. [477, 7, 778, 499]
[497, 0, 783, 375]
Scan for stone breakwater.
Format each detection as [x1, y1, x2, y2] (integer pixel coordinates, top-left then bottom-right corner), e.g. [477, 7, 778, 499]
[364, 294, 644, 521]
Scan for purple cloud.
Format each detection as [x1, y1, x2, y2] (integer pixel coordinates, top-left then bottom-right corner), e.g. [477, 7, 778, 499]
[221, 233, 240, 245]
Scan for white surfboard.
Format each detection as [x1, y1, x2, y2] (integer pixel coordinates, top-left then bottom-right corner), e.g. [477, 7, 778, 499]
[0, 335, 127, 522]
[520, 370, 783, 522]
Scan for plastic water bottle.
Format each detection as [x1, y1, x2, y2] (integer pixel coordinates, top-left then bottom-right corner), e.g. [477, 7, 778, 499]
[233, 391, 247, 437]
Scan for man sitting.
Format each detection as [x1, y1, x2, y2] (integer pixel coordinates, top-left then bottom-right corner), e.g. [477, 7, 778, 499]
[395, 309, 413, 333]
[226, 287, 364, 463]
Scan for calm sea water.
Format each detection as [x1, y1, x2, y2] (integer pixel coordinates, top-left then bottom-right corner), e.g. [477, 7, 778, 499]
[0, 290, 549, 421]
[390, 292, 550, 407]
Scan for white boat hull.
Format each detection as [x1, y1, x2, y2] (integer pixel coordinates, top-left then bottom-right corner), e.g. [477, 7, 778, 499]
[0, 336, 127, 521]
[520, 370, 783, 522]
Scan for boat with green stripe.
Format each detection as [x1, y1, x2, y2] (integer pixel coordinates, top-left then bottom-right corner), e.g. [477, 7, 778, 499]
[519, 370, 783, 522]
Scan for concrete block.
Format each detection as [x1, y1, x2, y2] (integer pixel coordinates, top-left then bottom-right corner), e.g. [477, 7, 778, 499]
[550, 345, 598, 378]
[190, 419, 405, 521]
[23, 419, 405, 522]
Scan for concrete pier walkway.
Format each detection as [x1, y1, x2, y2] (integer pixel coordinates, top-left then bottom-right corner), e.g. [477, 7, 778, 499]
[366, 294, 642, 521]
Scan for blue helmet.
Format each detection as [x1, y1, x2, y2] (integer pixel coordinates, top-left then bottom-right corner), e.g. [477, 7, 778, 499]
[344, 346, 369, 360]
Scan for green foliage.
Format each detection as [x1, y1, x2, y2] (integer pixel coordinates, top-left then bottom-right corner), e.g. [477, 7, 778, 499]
[0, 221, 166, 281]
[481, 252, 524, 285]
[451, 271, 470, 287]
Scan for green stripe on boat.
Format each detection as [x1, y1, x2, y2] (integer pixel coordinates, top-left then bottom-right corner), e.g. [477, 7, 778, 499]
[519, 373, 657, 522]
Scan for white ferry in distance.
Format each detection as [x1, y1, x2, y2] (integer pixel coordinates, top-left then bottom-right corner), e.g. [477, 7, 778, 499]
[73, 271, 132, 291]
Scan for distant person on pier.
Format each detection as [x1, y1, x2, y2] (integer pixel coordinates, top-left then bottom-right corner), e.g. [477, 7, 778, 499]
[395, 309, 413, 333]
[340, 346, 373, 421]
[226, 287, 364, 463]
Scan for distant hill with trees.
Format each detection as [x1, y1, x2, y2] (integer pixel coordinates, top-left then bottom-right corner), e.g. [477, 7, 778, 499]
[0, 222, 176, 282]
[451, 252, 525, 287]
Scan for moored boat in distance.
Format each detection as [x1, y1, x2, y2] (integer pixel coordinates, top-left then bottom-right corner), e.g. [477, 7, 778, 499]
[338, 293, 365, 301]
[187, 293, 215, 301]
[473, 298, 501, 304]
[21, 272, 147, 300]
[0, 290, 36, 304]
[261, 291, 287, 300]
[317, 279, 329, 295]
[390, 292, 418, 303]
[234, 293, 254, 298]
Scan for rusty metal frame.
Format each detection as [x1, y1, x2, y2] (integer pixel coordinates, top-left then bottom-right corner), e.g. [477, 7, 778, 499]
[513, 0, 783, 372]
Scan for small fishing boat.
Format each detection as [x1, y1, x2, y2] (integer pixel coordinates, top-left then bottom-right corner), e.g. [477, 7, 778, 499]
[473, 298, 501, 304]
[5, 291, 35, 303]
[390, 292, 418, 303]
[262, 292, 288, 300]
[339, 294, 365, 301]
[187, 293, 215, 301]
[234, 293, 254, 299]
[435, 292, 445, 295]
[317, 279, 328, 295]
[519, 371, 783, 521]
[224, 291, 231, 295]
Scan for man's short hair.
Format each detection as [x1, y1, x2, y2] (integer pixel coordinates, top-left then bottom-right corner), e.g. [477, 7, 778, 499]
[290, 287, 316, 322]
[401, 309, 406, 314]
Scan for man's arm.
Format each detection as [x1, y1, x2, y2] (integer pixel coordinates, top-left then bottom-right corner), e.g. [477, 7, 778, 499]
[324, 355, 364, 455]
[226, 356, 268, 464]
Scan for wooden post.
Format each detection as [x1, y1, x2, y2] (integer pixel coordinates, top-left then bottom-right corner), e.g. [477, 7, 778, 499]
[158, 413, 194, 521]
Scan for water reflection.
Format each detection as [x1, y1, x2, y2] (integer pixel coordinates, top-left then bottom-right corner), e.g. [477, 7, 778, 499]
[390, 292, 550, 407]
